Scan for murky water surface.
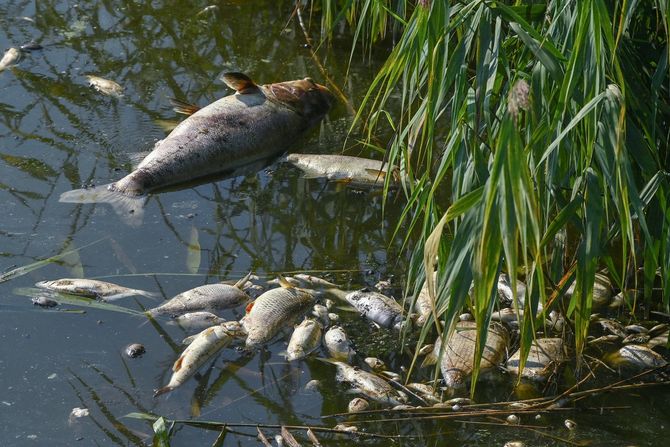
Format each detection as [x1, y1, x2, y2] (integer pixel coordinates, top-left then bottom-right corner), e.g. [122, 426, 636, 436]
[1, 2, 669, 446]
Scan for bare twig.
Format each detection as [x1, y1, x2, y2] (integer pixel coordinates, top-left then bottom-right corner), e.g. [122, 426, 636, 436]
[257, 427, 272, 447]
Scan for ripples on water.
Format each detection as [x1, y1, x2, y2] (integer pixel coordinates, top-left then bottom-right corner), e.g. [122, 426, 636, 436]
[1, 1, 669, 446]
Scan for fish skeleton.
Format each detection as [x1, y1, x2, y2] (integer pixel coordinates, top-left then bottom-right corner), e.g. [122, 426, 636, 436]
[323, 325, 355, 362]
[148, 275, 250, 316]
[35, 278, 158, 301]
[345, 289, 404, 330]
[242, 278, 314, 349]
[285, 319, 323, 361]
[60, 73, 334, 226]
[323, 359, 407, 406]
[284, 154, 399, 187]
[0, 48, 20, 71]
[154, 321, 246, 397]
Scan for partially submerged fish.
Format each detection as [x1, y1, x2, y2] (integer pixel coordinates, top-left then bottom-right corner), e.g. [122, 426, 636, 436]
[168, 311, 226, 330]
[414, 271, 437, 326]
[154, 321, 246, 397]
[324, 359, 407, 406]
[506, 338, 565, 382]
[606, 345, 668, 372]
[284, 154, 399, 187]
[242, 278, 315, 349]
[324, 325, 355, 362]
[345, 289, 404, 330]
[86, 75, 124, 97]
[0, 48, 20, 71]
[285, 319, 323, 361]
[427, 321, 509, 388]
[35, 278, 157, 301]
[148, 275, 250, 316]
[60, 73, 334, 225]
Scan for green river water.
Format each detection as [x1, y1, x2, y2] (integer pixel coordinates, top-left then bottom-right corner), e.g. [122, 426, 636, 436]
[1, 1, 668, 446]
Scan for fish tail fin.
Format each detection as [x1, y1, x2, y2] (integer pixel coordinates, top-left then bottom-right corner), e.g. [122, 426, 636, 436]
[59, 184, 146, 227]
[153, 386, 173, 398]
[233, 271, 253, 289]
[136, 290, 161, 300]
[420, 352, 438, 368]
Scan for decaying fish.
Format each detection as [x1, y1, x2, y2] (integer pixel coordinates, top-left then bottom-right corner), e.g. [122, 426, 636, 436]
[345, 289, 404, 330]
[271, 274, 348, 301]
[606, 345, 668, 372]
[148, 275, 250, 316]
[414, 271, 437, 327]
[0, 48, 20, 71]
[86, 75, 124, 97]
[324, 359, 408, 406]
[406, 383, 441, 404]
[285, 319, 323, 361]
[311, 304, 330, 326]
[497, 273, 535, 311]
[35, 278, 158, 301]
[242, 278, 315, 349]
[324, 325, 355, 362]
[60, 73, 334, 225]
[284, 154, 399, 187]
[427, 321, 509, 388]
[506, 338, 565, 382]
[565, 272, 613, 308]
[168, 311, 226, 330]
[154, 321, 246, 397]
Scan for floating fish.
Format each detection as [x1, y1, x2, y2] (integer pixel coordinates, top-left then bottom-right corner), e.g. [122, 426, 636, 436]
[60, 73, 334, 226]
[323, 325, 355, 362]
[19, 41, 43, 52]
[148, 275, 250, 316]
[0, 48, 21, 71]
[242, 278, 314, 349]
[322, 359, 407, 406]
[414, 271, 437, 326]
[345, 289, 404, 330]
[35, 278, 158, 301]
[154, 321, 246, 397]
[85, 75, 124, 97]
[285, 319, 322, 361]
[506, 338, 565, 382]
[169, 311, 226, 330]
[606, 345, 668, 372]
[284, 153, 400, 187]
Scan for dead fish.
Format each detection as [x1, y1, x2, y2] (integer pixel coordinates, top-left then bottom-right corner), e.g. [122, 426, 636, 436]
[506, 338, 565, 382]
[323, 359, 407, 406]
[364, 357, 386, 371]
[428, 321, 509, 388]
[169, 311, 226, 330]
[565, 272, 613, 309]
[0, 48, 20, 71]
[154, 321, 246, 396]
[32, 295, 58, 308]
[60, 73, 334, 226]
[85, 75, 124, 97]
[35, 278, 158, 301]
[242, 278, 315, 349]
[406, 383, 441, 404]
[148, 275, 250, 316]
[271, 274, 348, 301]
[311, 304, 330, 326]
[285, 319, 322, 361]
[125, 343, 146, 358]
[606, 345, 668, 372]
[284, 154, 400, 187]
[323, 325, 355, 362]
[345, 289, 404, 330]
[20, 41, 43, 52]
[348, 397, 369, 413]
[414, 271, 437, 326]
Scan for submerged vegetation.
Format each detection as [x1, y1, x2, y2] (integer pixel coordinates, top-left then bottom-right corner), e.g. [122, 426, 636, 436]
[314, 0, 670, 389]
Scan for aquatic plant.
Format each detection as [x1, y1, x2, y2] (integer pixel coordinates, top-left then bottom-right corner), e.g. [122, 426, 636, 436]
[313, 0, 670, 392]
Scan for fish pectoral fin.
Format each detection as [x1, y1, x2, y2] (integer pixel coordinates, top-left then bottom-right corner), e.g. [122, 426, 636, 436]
[170, 98, 201, 116]
[59, 184, 147, 227]
[222, 72, 260, 94]
[173, 356, 184, 372]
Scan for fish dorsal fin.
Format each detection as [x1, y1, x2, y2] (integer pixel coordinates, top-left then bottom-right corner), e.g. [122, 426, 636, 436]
[222, 72, 260, 94]
[277, 275, 295, 289]
[170, 98, 201, 116]
[233, 271, 253, 289]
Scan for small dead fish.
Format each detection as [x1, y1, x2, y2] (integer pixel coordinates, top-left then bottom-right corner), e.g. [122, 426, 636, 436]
[0, 48, 21, 71]
[324, 325, 355, 362]
[345, 289, 404, 330]
[497, 273, 528, 308]
[35, 278, 157, 301]
[311, 304, 330, 326]
[348, 397, 369, 413]
[125, 343, 145, 358]
[414, 271, 437, 326]
[364, 357, 386, 371]
[285, 154, 400, 187]
[169, 311, 226, 330]
[242, 278, 314, 349]
[154, 321, 246, 397]
[506, 338, 565, 382]
[324, 359, 407, 406]
[285, 319, 323, 361]
[20, 41, 43, 52]
[32, 295, 58, 308]
[86, 75, 124, 97]
[148, 276, 250, 316]
[406, 383, 441, 404]
[606, 345, 668, 372]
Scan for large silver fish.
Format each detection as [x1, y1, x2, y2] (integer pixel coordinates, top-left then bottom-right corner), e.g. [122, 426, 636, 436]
[242, 278, 314, 349]
[345, 289, 404, 330]
[60, 73, 334, 225]
[35, 278, 157, 301]
[147, 275, 250, 316]
[154, 321, 246, 397]
[284, 154, 399, 187]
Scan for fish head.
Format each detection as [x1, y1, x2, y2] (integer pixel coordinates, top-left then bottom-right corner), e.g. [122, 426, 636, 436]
[265, 77, 334, 123]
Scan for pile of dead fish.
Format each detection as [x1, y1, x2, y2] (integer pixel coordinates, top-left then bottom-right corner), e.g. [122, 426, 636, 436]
[32, 269, 669, 415]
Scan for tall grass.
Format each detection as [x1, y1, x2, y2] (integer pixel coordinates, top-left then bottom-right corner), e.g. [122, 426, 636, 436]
[315, 0, 670, 392]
